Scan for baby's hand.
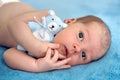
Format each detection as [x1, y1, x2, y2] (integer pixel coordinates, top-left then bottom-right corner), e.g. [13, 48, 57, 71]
[36, 48, 71, 72]
[39, 41, 60, 57]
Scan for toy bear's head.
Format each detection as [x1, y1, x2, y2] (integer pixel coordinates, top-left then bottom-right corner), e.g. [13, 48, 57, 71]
[44, 10, 67, 35]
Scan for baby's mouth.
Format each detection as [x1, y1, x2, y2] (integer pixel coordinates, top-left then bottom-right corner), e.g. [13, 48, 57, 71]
[57, 44, 68, 57]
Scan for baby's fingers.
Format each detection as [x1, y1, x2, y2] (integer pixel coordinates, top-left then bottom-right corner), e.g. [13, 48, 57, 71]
[58, 53, 66, 59]
[52, 50, 59, 62]
[52, 50, 66, 62]
[48, 43, 60, 49]
[55, 58, 71, 68]
[45, 48, 52, 59]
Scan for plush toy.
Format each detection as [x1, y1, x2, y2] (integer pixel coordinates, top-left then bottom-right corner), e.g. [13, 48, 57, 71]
[17, 10, 68, 52]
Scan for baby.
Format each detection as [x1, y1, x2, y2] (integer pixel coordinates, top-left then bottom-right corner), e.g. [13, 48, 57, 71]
[0, 2, 111, 72]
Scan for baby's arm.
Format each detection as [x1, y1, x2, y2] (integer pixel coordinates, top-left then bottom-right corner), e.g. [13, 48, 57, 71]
[7, 10, 59, 58]
[4, 48, 71, 72]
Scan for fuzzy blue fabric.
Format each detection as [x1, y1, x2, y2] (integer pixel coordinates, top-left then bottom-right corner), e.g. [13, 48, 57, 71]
[0, 0, 120, 80]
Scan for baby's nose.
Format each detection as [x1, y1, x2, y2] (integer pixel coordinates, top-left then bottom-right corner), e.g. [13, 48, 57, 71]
[72, 43, 81, 53]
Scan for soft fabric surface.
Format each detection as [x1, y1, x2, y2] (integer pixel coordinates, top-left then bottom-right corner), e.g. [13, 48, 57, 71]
[0, 0, 120, 80]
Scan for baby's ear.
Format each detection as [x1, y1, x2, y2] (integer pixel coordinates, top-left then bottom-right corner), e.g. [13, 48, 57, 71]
[64, 18, 77, 24]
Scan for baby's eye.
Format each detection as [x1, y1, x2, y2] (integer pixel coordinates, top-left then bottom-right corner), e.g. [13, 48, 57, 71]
[81, 51, 86, 60]
[79, 32, 84, 41]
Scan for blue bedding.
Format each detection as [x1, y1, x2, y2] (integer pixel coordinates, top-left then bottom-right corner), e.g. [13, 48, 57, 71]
[0, 0, 120, 80]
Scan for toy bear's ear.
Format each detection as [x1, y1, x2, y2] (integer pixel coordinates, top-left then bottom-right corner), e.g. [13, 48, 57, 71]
[49, 10, 55, 16]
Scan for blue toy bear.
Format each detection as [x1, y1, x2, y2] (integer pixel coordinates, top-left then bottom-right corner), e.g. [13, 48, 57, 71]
[17, 10, 68, 52]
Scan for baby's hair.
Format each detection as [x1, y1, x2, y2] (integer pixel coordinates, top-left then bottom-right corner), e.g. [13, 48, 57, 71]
[77, 15, 111, 60]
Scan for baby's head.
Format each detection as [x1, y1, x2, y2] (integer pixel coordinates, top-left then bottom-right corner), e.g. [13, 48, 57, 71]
[53, 15, 111, 65]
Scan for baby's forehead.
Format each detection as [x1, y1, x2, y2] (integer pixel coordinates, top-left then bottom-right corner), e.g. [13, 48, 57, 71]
[84, 22, 100, 27]
[85, 22, 105, 35]
[80, 21, 109, 61]
[92, 49, 102, 61]
[86, 22, 104, 60]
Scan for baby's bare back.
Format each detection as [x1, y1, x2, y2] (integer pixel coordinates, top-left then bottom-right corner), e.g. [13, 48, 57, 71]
[0, 2, 35, 47]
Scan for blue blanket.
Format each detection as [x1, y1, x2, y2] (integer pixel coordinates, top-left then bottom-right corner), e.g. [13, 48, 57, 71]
[0, 0, 120, 80]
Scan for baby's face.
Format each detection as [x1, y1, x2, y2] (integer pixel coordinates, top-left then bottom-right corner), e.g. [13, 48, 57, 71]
[54, 22, 102, 65]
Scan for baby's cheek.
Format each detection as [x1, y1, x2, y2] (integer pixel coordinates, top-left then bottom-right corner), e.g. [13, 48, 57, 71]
[69, 55, 93, 65]
[67, 56, 80, 66]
